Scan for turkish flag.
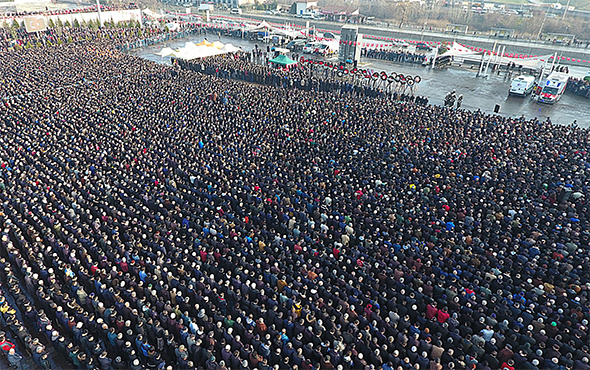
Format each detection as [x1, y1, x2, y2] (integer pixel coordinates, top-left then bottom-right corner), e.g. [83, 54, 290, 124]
[24, 16, 47, 33]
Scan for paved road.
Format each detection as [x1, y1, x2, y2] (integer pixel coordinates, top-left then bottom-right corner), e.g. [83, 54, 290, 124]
[134, 34, 590, 127]
[222, 12, 590, 62]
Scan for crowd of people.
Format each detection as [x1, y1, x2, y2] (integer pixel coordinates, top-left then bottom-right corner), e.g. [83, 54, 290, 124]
[0, 23, 167, 53]
[175, 52, 424, 102]
[177, 53, 375, 97]
[362, 49, 427, 65]
[566, 77, 590, 99]
[0, 4, 139, 22]
[0, 22, 589, 370]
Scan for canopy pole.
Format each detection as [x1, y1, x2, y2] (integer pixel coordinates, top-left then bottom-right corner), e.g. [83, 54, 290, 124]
[477, 52, 485, 77]
[484, 41, 497, 77]
[96, 0, 102, 26]
[431, 46, 438, 69]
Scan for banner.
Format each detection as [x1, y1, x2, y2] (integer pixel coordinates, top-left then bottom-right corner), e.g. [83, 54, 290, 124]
[24, 16, 47, 33]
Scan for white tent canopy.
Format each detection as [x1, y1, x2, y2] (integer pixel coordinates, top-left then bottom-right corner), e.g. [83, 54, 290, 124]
[221, 44, 241, 53]
[442, 42, 550, 70]
[156, 47, 177, 57]
[247, 20, 274, 32]
[272, 28, 300, 39]
[155, 39, 241, 61]
[143, 8, 163, 19]
[211, 41, 225, 49]
[174, 45, 225, 60]
[496, 55, 548, 69]
[442, 42, 480, 57]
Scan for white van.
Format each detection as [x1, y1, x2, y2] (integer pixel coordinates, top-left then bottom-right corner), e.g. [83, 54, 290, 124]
[509, 75, 536, 97]
[230, 8, 242, 15]
[315, 41, 339, 56]
[303, 42, 320, 54]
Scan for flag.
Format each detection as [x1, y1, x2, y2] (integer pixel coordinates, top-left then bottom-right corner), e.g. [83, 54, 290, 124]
[24, 16, 47, 33]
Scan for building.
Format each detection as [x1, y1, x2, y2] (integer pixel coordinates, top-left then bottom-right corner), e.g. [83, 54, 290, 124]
[290, 1, 318, 15]
[320, 5, 361, 22]
[199, 0, 254, 8]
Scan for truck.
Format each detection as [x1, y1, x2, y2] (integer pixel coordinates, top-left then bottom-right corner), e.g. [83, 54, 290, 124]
[537, 71, 569, 104]
[198, 4, 214, 12]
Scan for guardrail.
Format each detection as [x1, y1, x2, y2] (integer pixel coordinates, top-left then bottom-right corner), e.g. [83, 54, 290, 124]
[237, 11, 590, 51]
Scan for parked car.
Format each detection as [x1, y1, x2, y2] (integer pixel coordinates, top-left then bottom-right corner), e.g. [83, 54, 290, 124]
[415, 42, 432, 51]
[286, 40, 306, 51]
[393, 40, 409, 48]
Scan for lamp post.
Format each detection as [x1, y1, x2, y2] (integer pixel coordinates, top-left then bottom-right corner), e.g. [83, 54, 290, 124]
[420, 10, 430, 42]
[562, 0, 571, 19]
[537, 10, 548, 40]
[96, 0, 102, 27]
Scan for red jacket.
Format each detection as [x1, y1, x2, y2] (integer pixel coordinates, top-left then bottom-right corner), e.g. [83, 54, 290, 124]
[437, 310, 450, 323]
[500, 362, 515, 370]
[426, 304, 439, 320]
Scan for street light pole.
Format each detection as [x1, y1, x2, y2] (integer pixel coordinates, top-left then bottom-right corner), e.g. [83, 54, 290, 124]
[420, 12, 430, 41]
[537, 10, 548, 40]
[562, 0, 571, 19]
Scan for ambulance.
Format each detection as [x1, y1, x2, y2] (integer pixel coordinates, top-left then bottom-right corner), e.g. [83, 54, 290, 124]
[537, 71, 569, 104]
